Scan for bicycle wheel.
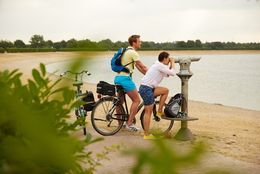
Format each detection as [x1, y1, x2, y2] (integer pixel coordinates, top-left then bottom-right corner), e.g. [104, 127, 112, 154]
[91, 96, 126, 136]
[140, 101, 174, 135]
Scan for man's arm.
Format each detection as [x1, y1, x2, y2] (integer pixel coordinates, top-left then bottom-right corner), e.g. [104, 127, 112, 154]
[135, 60, 148, 75]
[158, 59, 176, 76]
[169, 58, 175, 69]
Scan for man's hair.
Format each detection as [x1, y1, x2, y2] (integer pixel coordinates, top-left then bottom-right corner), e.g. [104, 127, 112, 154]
[158, 51, 170, 62]
[128, 35, 140, 46]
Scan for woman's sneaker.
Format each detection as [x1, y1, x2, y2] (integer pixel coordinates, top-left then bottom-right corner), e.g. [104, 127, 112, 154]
[125, 124, 140, 132]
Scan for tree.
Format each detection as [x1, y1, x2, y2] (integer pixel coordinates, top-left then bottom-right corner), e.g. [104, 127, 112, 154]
[187, 40, 195, 48]
[175, 41, 187, 49]
[66, 39, 78, 48]
[45, 40, 53, 48]
[30, 34, 45, 48]
[14, 39, 26, 48]
[195, 39, 202, 48]
[53, 40, 67, 50]
[0, 40, 14, 49]
[113, 41, 128, 49]
[98, 39, 113, 50]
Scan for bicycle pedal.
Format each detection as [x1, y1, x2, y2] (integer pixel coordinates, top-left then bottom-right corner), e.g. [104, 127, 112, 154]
[154, 116, 160, 121]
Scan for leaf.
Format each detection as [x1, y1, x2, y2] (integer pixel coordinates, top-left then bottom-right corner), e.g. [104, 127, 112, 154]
[69, 100, 85, 110]
[40, 63, 46, 76]
[7, 69, 19, 78]
[62, 88, 75, 104]
[50, 87, 68, 95]
[48, 78, 62, 91]
[32, 68, 46, 88]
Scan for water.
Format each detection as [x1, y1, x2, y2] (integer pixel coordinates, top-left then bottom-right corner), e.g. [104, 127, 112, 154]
[46, 52, 260, 111]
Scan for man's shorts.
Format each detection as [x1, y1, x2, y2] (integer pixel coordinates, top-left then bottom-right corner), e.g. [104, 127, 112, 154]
[139, 85, 155, 106]
[114, 76, 136, 92]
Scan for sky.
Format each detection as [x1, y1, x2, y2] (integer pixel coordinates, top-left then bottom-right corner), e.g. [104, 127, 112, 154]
[0, 0, 260, 43]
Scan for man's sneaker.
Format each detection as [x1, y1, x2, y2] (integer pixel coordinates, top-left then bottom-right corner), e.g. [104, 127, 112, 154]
[143, 134, 157, 140]
[156, 111, 165, 118]
[125, 124, 140, 132]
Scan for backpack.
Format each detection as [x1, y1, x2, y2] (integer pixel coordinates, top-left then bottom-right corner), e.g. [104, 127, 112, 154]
[164, 93, 185, 118]
[111, 48, 134, 73]
[82, 91, 95, 111]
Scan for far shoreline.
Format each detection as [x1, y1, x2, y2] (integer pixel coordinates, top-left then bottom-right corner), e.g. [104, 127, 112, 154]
[1, 49, 260, 55]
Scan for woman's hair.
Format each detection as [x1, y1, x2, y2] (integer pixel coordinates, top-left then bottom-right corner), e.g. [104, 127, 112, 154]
[128, 35, 140, 46]
[158, 51, 170, 62]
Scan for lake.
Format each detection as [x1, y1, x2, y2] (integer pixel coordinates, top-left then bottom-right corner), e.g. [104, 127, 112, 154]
[46, 51, 260, 111]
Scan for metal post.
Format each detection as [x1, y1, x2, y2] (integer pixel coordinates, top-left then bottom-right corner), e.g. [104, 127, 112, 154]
[174, 57, 200, 141]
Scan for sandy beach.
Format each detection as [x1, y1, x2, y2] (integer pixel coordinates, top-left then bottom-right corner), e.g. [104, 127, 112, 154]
[1, 51, 260, 174]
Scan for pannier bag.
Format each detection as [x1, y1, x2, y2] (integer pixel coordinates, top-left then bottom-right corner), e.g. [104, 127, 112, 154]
[164, 93, 184, 118]
[96, 81, 115, 96]
[82, 91, 95, 111]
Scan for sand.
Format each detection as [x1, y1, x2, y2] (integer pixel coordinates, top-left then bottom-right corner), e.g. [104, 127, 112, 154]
[1, 51, 260, 174]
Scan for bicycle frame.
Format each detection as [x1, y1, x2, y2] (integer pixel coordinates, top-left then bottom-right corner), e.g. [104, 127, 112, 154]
[114, 89, 153, 122]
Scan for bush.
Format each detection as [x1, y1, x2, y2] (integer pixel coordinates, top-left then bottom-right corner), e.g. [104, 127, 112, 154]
[0, 64, 105, 174]
[0, 47, 5, 53]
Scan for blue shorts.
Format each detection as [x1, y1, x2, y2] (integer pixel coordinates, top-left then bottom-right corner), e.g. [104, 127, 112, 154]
[114, 76, 136, 92]
[139, 85, 155, 106]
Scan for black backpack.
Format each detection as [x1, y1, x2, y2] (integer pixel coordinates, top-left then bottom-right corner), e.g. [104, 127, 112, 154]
[164, 93, 185, 118]
[82, 91, 95, 111]
[96, 81, 116, 96]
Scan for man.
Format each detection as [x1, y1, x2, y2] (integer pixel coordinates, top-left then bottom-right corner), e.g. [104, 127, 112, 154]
[139, 51, 176, 139]
[114, 35, 148, 131]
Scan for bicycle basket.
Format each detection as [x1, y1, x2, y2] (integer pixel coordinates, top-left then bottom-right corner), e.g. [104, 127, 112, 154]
[96, 81, 115, 96]
[82, 91, 95, 111]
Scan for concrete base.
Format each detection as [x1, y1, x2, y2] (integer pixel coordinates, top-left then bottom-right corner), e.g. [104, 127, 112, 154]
[174, 127, 194, 141]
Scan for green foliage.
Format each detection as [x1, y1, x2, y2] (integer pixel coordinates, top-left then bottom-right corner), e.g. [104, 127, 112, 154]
[0, 40, 14, 49]
[30, 34, 45, 48]
[0, 64, 106, 174]
[126, 140, 234, 174]
[0, 47, 5, 53]
[14, 40, 26, 48]
[126, 140, 205, 174]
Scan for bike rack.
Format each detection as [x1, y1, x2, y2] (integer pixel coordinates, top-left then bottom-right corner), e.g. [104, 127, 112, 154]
[163, 57, 201, 141]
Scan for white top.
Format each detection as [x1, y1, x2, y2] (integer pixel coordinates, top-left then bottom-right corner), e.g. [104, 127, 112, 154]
[141, 61, 176, 88]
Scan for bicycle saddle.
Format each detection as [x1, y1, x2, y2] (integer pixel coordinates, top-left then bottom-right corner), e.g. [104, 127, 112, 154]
[115, 84, 124, 93]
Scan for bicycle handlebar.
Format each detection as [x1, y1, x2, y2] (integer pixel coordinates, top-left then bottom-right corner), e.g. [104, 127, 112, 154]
[60, 70, 91, 77]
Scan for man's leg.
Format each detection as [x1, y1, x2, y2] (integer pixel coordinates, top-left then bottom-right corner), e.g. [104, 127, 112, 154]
[154, 87, 169, 113]
[143, 105, 153, 136]
[126, 89, 141, 125]
[116, 91, 125, 125]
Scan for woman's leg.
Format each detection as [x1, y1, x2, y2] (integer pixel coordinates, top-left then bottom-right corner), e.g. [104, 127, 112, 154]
[154, 87, 169, 112]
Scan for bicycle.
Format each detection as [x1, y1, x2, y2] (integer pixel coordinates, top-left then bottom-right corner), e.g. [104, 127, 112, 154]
[91, 82, 174, 136]
[60, 70, 95, 135]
